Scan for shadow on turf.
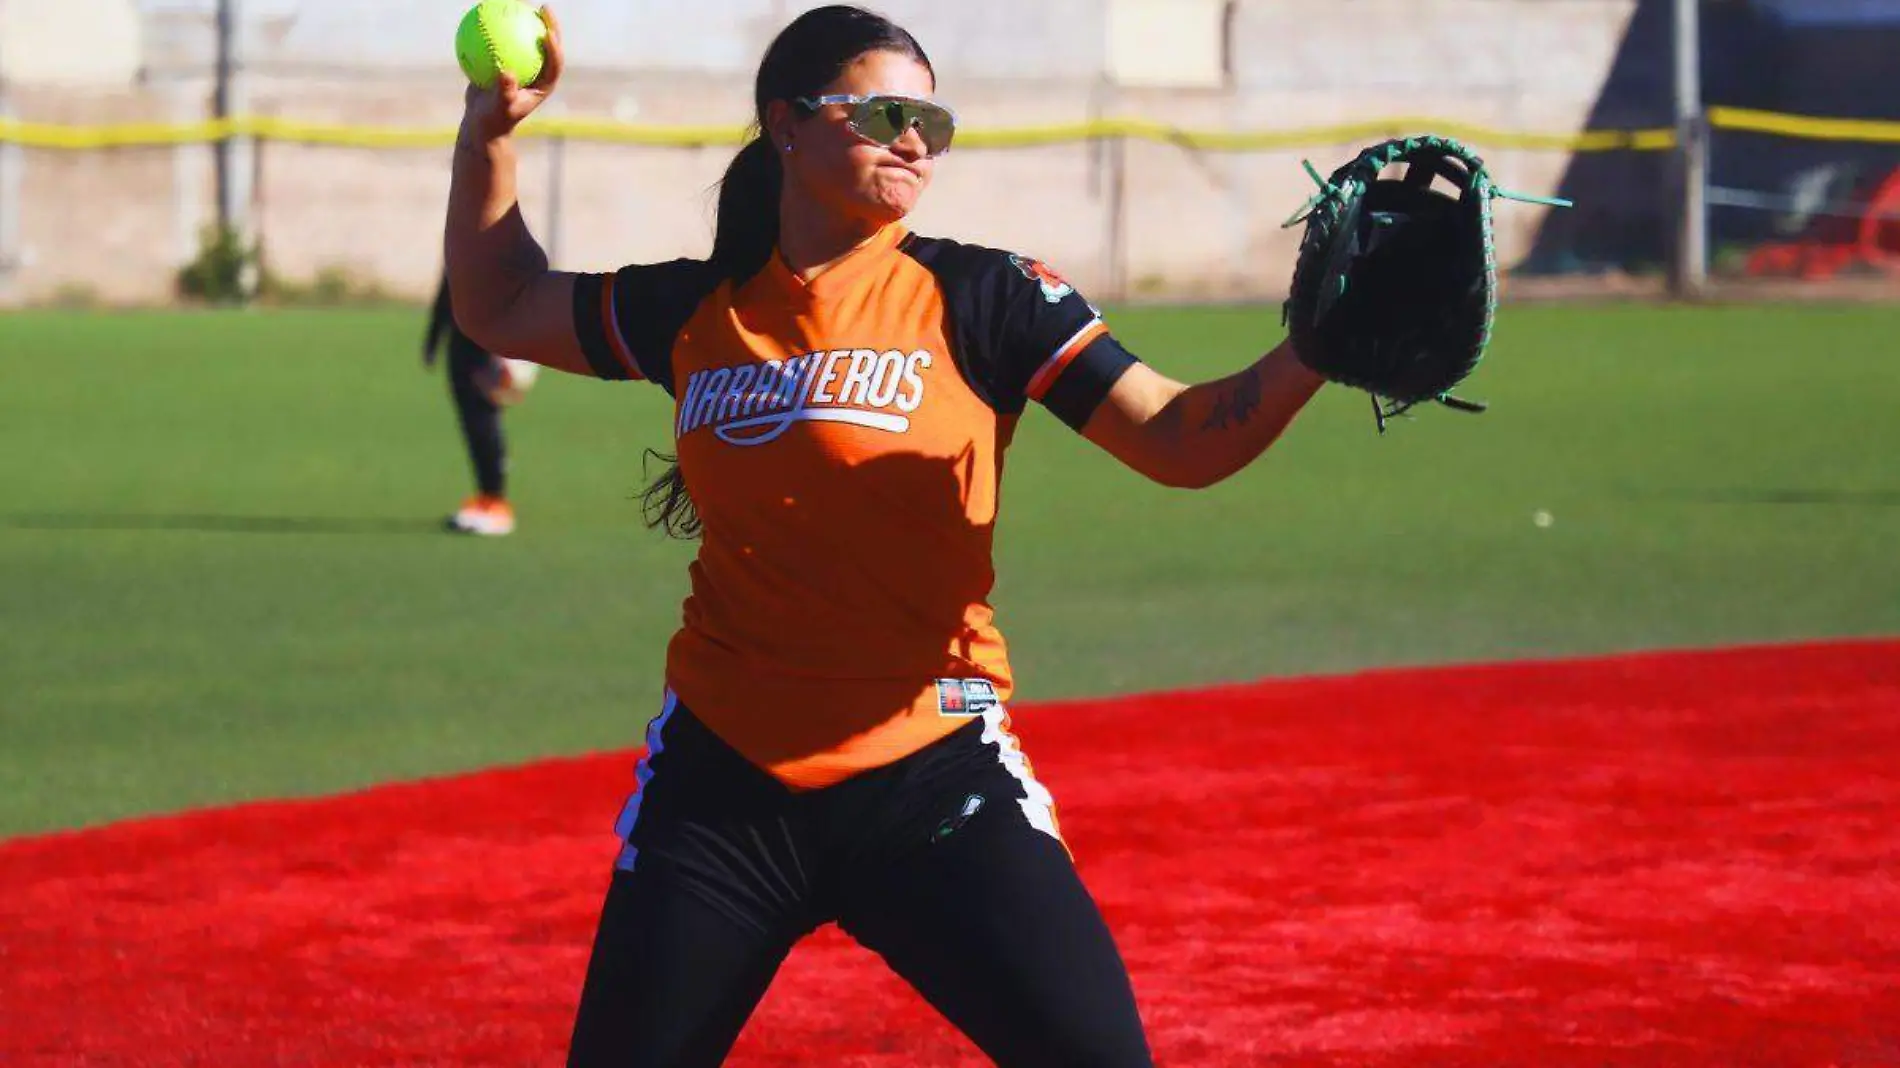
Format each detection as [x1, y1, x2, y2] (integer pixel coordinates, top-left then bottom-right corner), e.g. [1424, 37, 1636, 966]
[1632, 488, 1900, 507]
[0, 513, 442, 536]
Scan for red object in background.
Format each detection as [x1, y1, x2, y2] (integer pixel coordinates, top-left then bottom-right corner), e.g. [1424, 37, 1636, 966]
[1746, 165, 1900, 280]
[2, 639, 1898, 1067]
[1858, 167, 1900, 274]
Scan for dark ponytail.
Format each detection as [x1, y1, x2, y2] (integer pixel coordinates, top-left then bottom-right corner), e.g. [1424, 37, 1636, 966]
[709, 137, 786, 284]
[640, 5, 934, 539]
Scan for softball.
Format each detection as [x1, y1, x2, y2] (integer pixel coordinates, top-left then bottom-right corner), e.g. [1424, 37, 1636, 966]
[455, 1, 549, 90]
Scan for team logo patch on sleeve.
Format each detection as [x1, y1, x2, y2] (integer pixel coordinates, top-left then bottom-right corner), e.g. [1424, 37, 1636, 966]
[937, 678, 1002, 718]
[1009, 255, 1075, 305]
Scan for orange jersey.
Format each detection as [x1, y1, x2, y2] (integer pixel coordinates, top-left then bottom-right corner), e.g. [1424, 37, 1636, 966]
[572, 224, 1136, 788]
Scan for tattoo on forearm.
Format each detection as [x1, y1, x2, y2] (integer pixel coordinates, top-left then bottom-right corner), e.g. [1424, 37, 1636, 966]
[1200, 366, 1264, 431]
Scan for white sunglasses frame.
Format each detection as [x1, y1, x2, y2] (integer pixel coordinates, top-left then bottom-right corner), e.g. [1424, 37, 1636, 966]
[791, 93, 959, 158]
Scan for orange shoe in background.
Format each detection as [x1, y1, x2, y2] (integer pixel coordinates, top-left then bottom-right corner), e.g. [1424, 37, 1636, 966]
[446, 495, 516, 537]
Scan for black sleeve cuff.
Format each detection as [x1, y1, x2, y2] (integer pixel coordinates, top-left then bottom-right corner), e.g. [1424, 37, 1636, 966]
[570, 273, 636, 381]
[1042, 334, 1140, 432]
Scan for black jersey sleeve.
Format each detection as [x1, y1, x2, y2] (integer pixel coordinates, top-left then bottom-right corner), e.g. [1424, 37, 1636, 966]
[900, 237, 1140, 431]
[570, 259, 723, 395]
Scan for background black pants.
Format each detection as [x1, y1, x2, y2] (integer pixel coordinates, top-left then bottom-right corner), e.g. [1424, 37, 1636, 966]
[446, 340, 506, 499]
[566, 697, 1153, 1067]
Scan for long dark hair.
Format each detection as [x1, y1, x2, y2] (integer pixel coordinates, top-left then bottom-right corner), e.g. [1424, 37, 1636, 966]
[641, 5, 935, 540]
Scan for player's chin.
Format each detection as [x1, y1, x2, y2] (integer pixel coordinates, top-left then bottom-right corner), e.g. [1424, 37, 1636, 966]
[861, 175, 926, 220]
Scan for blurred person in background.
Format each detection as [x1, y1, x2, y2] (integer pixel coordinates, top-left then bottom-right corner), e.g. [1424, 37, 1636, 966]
[423, 271, 535, 536]
[445, 4, 1325, 1065]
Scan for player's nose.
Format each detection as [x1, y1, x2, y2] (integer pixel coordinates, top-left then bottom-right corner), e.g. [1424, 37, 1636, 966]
[889, 124, 928, 162]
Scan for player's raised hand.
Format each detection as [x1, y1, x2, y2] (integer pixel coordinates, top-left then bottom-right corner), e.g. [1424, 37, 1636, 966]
[461, 5, 565, 144]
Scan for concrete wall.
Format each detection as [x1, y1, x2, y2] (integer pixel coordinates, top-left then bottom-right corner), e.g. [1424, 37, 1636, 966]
[0, 0, 1641, 306]
[0, 0, 141, 86]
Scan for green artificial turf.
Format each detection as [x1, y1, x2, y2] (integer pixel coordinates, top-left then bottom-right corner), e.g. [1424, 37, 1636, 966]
[2, 303, 1895, 835]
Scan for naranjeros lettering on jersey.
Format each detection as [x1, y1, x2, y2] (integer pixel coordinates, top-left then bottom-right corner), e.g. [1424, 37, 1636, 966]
[676, 348, 935, 446]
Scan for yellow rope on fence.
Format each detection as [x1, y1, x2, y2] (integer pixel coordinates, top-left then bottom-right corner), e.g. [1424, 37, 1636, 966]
[0, 114, 1681, 152]
[1705, 107, 1900, 145]
[1, 108, 1890, 152]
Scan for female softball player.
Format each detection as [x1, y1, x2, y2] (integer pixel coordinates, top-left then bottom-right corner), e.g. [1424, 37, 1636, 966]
[445, 5, 1325, 1064]
[424, 273, 534, 535]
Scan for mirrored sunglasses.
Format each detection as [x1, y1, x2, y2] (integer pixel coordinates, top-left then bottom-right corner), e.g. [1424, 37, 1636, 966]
[793, 94, 958, 158]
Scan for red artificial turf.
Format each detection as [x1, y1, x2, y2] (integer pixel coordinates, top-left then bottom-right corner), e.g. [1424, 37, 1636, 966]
[3, 640, 1898, 1066]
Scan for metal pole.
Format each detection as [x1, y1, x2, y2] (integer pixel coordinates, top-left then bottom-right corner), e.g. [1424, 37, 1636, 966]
[1672, 0, 1708, 298]
[1087, 76, 1106, 200]
[215, 0, 237, 231]
[1107, 131, 1128, 302]
[171, 85, 200, 265]
[250, 105, 266, 290]
[0, 80, 20, 299]
[214, 0, 254, 296]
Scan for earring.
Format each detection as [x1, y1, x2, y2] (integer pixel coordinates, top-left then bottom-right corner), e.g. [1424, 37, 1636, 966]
[783, 142, 794, 153]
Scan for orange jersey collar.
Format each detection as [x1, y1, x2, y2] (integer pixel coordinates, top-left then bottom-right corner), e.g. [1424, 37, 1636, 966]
[762, 223, 911, 305]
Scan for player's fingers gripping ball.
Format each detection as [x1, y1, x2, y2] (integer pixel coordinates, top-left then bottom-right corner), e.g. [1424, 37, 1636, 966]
[456, 0, 549, 89]
[1280, 136, 1572, 432]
